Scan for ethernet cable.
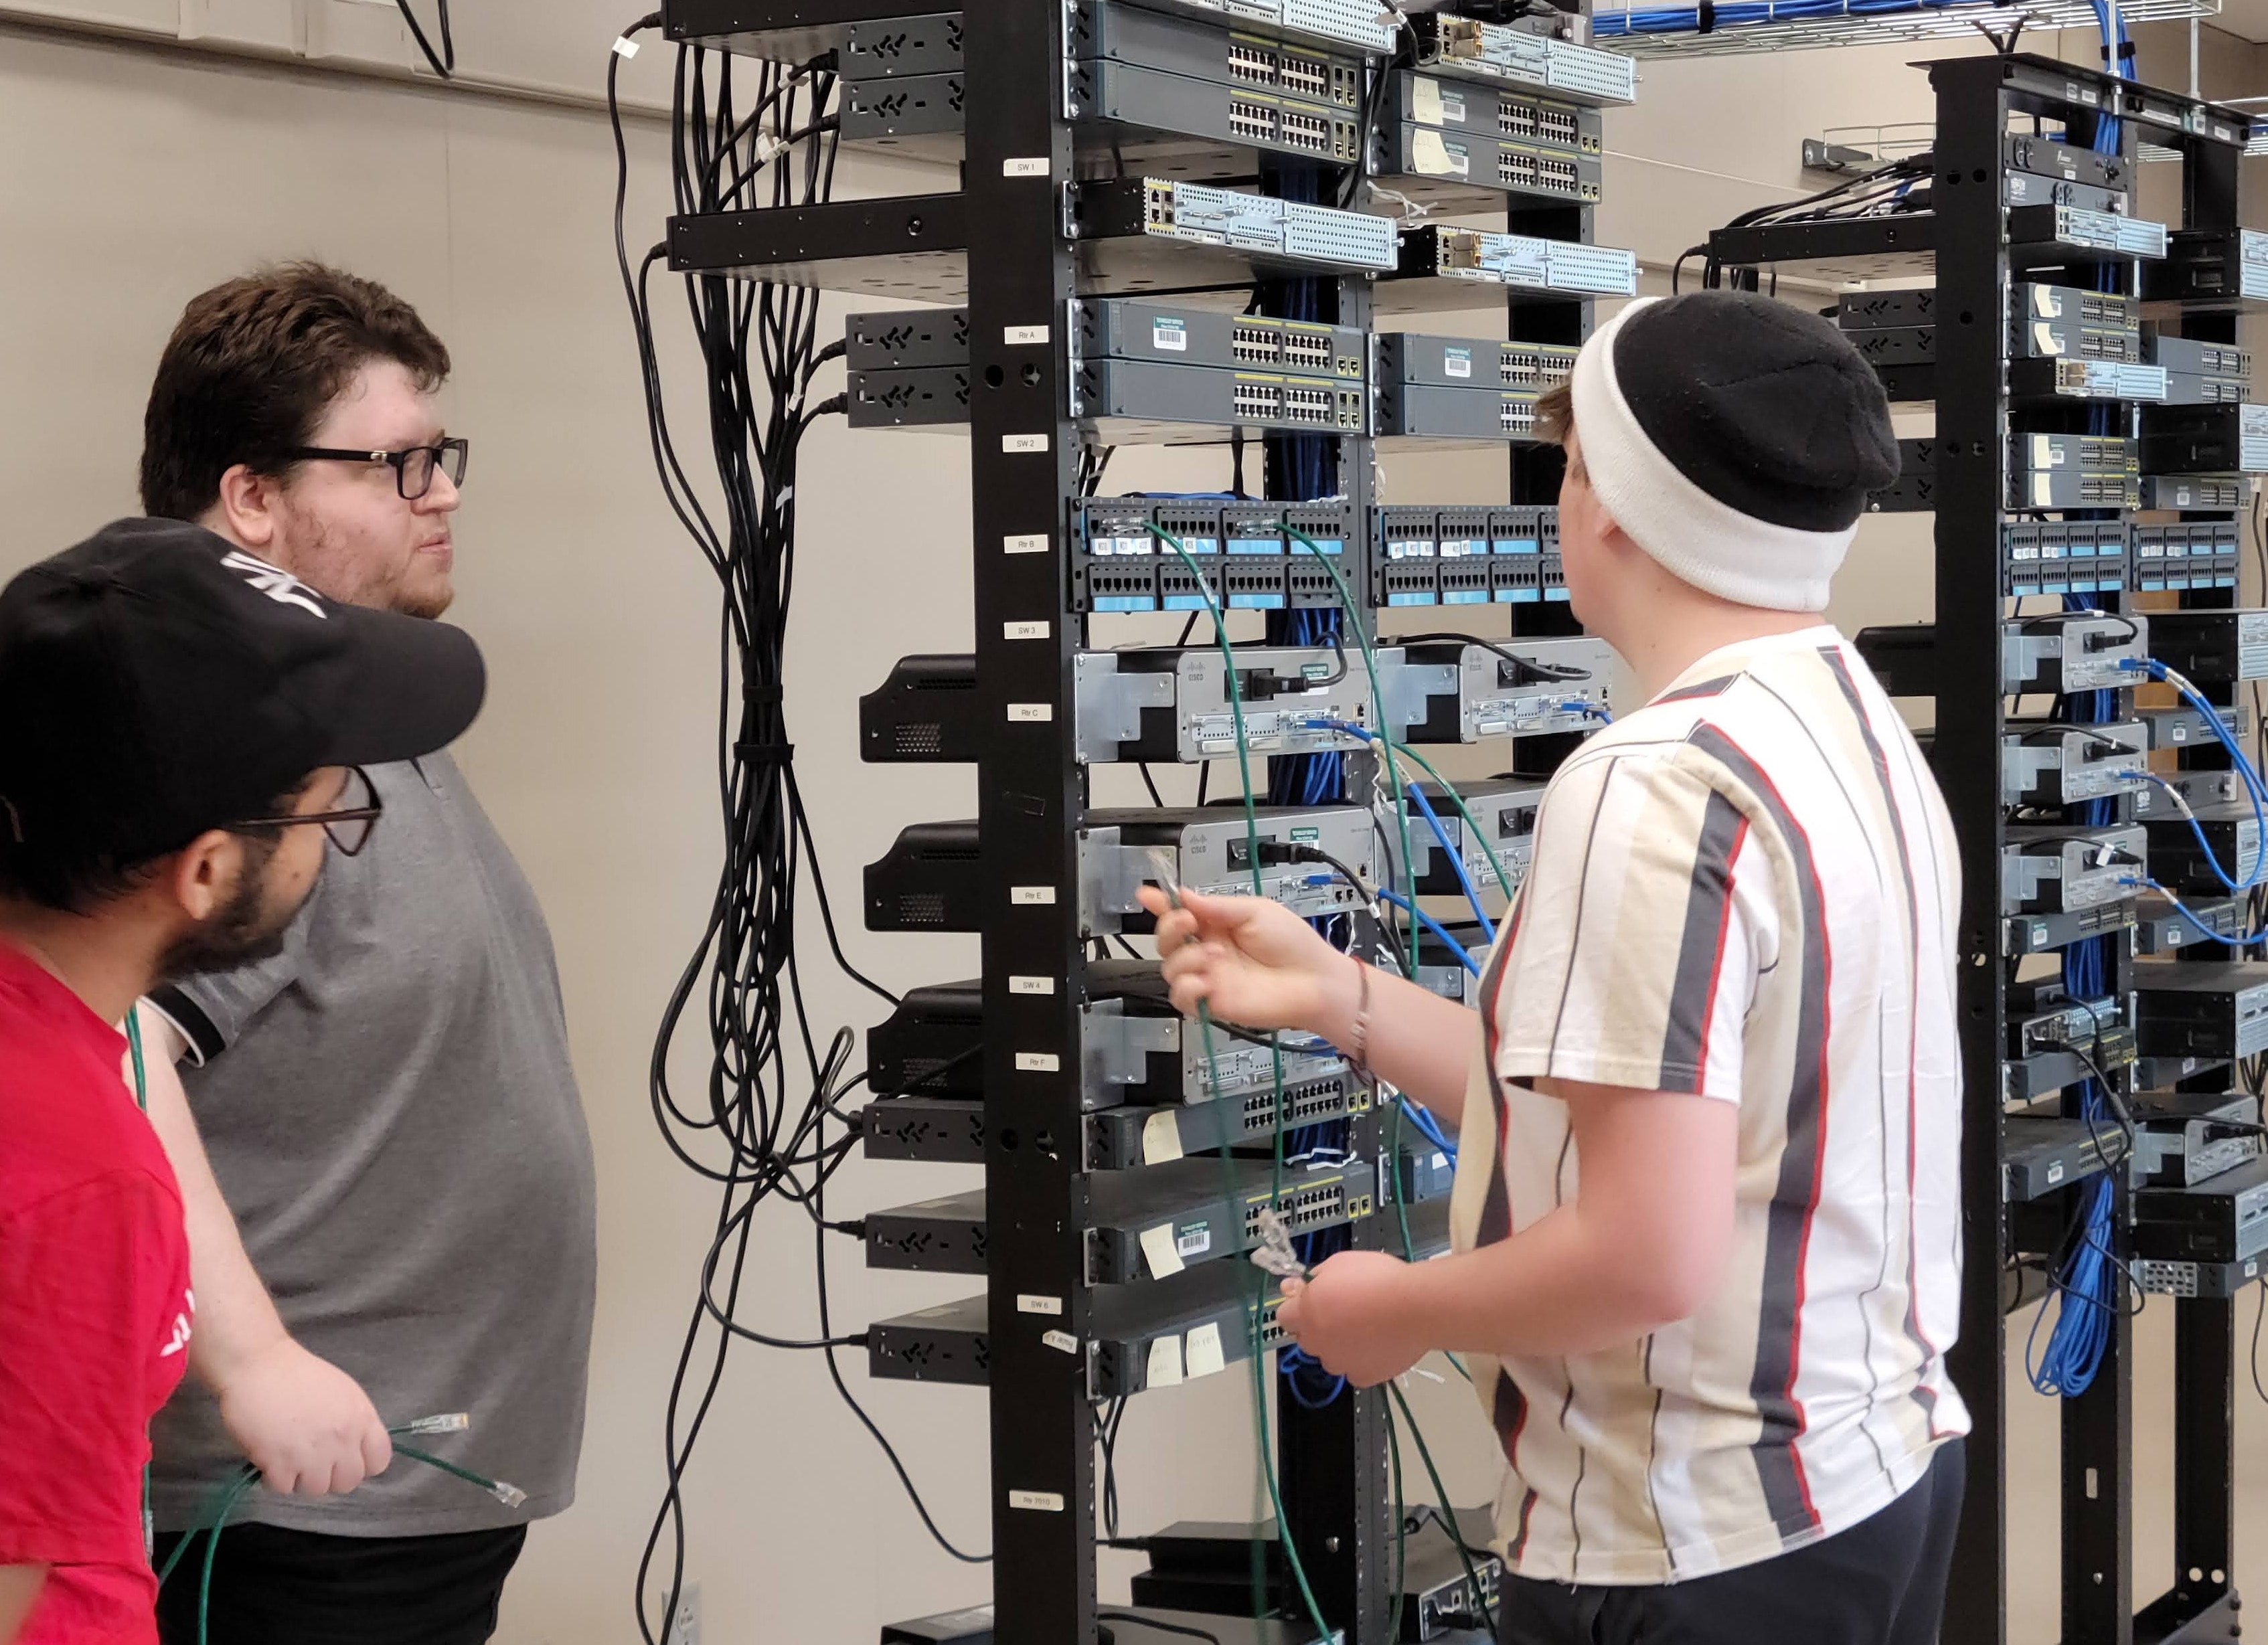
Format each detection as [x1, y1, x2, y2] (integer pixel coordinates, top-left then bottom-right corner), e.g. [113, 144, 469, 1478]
[1404, 781, 1495, 941]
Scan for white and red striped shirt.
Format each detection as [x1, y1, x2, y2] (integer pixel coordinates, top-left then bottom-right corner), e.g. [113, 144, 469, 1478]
[1448, 625, 1969, 1584]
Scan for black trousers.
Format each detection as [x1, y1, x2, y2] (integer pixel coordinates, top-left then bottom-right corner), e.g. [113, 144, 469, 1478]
[152, 1521, 528, 1645]
[1499, 1440, 1966, 1645]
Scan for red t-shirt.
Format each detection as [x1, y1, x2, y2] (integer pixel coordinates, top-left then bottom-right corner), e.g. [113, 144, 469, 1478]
[0, 944, 193, 1644]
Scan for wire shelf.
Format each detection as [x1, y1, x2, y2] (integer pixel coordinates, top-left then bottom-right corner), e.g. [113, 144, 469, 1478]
[1592, 0, 2217, 58]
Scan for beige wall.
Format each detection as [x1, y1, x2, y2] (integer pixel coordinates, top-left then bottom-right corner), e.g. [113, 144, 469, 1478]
[1, 13, 2265, 1644]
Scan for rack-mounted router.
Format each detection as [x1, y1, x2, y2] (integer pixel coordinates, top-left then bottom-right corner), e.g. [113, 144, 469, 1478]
[2001, 825, 2148, 915]
[1404, 11, 1637, 106]
[2131, 1092, 2264, 1190]
[1406, 780, 1545, 900]
[1856, 614, 2149, 698]
[2133, 1154, 2268, 1266]
[1382, 639, 1613, 743]
[2148, 608, 2268, 683]
[1386, 227, 1639, 309]
[2001, 719, 2148, 808]
[2139, 403, 2268, 475]
[2142, 228, 2268, 309]
[2140, 802, 2265, 895]
[864, 1201, 1455, 1393]
[861, 808, 1374, 934]
[1074, 644, 1383, 764]
[864, 1155, 1378, 1282]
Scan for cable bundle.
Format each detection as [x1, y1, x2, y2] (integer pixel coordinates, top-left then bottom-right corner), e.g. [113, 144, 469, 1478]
[609, 21, 984, 1644]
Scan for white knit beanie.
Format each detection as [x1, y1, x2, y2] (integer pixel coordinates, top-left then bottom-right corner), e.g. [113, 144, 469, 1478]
[1567, 291, 1900, 613]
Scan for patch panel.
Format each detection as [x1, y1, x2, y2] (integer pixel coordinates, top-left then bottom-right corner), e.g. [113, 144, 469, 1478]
[1070, 497, 1362, 615]
[2132, 522, 2242, 592]
[2002, 522, 2129, 598]
[1406, 11, 1637, 106]
[1392, 226, 1639, 300]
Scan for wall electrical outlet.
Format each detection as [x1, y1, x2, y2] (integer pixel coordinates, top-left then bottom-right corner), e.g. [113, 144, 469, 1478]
[664, 1582, 700, 1645]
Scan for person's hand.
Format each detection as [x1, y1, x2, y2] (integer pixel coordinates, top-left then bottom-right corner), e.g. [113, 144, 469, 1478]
[1137, 885, 1359, 1039]
[1275, 1251, 1428, 1387]
[216, 1337, 392, 1496]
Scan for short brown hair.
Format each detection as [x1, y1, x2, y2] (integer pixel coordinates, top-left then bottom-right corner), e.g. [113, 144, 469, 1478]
[1535, 381, 1572, 446]
[140, 262, 451, 521]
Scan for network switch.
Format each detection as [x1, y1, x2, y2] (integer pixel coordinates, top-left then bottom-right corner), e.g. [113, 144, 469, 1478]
[1845, 312, 2141, 367]
[1411, 917, 1488, 1007]
[1884, 434, 2140, 512]
[2139, 701, 2251, 752]
[1376, 334, 1580, 392]
[2136, 892, 2247, 953]
[1383, 71, 1601, 153]
[2139, 402, 2268, 474]
[2160, 373, 2253, 407]
[1074, 357, 1370, 437]
[2133, 962, 2268, 1063]
[1378, 381, 1543, 442]
[1072, 58, 1362, 164]
[1068, 0, 1362, 110]
[867, 1156, 1378, 1282]
[1079, 299, 1366, 377]
[1374, 124, 1602, 207]
[2146, 333, 2251, 380]
[2139, 474, 2246, 509]
[2004, 1116, 2129, 1201]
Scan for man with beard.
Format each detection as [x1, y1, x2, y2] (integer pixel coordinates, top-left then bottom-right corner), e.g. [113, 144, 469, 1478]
[0, 517, 485, 1645]
[133, 266, 596, 1645]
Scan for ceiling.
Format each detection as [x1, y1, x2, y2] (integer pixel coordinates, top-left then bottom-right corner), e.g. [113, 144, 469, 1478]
[2208, 0, 2268, 43]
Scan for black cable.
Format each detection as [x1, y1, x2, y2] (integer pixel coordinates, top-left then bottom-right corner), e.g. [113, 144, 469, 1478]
[1388, 632, 1591, 682]
[2253, 1280, 2268, 1406]
[398, 0, 453, 78]
[1098, 1614, 1225, 1645]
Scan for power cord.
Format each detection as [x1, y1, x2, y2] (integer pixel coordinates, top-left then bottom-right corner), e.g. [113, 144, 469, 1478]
[396, 0, 453, 78]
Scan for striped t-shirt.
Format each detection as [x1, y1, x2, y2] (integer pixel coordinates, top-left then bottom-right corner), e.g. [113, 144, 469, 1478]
[1447, 625, 1969, 1585]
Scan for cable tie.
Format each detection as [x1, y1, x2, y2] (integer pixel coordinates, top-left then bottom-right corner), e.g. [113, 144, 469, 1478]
[1698, 0, 1717, 30]
[612, 35, 641, 58]
[735, 741, 795, 764]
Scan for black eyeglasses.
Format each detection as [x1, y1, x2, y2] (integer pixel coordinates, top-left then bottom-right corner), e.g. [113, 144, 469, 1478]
[227, 767, 386, 857]
[283, 437, 469, 501]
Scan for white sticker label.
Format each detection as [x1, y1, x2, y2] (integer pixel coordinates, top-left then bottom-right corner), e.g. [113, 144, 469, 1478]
[1177, 1224, 1212, 1258]
[1017, 1294, 1064, 1316]
[1016, 1052, 1061, 1072]
[1444, 346, 1473, 381]
[1411, 76, 1445, 126]
[1005, 325, 1050, 345]
[1139, 1223, 1186, 1280]
[1009, 975, 1055, 995]
[1009, 1490, 1066, 1512]
[1011, 886, 1058, 905]
[1008, 703, 1054, 722]
[1003, 157, 1052, 177]
[1441, 88, 1467, 124]
[1185, 1322, 1226, 1379]
[1003, 434, 1050, 454]
[1004, 533, 1049, 554]
[1005, 620, 1050, 639]
[1147, 1334, 1186, 1387]
[1042, 1329, 1079, 1355]
[1153, 317, 1188, 353]
[1411, 129, 1467, 177]
[2048, 1161, 2066, 1185]
[1142, 1109, 1184, 1166]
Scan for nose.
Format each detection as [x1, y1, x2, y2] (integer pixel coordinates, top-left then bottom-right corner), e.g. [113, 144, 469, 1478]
[418, 466, 463, 515]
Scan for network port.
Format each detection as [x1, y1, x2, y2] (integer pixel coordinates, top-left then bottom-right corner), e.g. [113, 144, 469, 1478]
[1233, 380, 1281, 422]
[1335, 389, 1362, 430]
[1500, 98, 1538, 139]
[1540, 156, 1579, 194]
[1228, 98, 1276, 145]
[1283, 383, 1335, 424]
[1281, 329, 1333, 372]
[1279, 52, 1331, 100]
[1232, 321, 1281, 365]
[1226, 39, 1277, 85]
[1332, 118, 1358, 163]
[1500, 151, 1539, 191]
[1330, 64, 1359, 106]
[1502, 398, 1538, 437]
[1502, 349, 1540, 387]
[1281, 108, 1333, 154]
[1538, 105, 1581, 147]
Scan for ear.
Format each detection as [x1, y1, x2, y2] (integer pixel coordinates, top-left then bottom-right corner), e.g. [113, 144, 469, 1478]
[209, 463, 283, 551]
[164, 831, 240, 924]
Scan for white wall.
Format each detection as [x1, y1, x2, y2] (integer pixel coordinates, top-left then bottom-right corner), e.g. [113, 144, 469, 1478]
[3, 12, 2267, 1644]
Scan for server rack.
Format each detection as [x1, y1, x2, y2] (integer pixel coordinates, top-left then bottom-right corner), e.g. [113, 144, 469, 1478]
[1711, 54, 2256, 1645]
[655, 3, 1618, 1643]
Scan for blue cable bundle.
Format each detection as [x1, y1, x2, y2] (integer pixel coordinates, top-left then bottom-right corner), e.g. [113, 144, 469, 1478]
[1596, 0, 2014, 38]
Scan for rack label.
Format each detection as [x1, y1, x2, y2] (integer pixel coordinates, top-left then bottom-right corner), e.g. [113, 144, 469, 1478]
[1147, 1334, 1185, 1388]
[1011, 886, 1058, 905]
[1003, 434, 1050, 454]
[1004, 533, 1048, 554]
[1003, 157, 1051, 178]
[1007, 703, 1054, 723]
[1185, 1323, 1226, 1380]
[1412, 130, 1469, 178]
[1008, 1490, 1065, 1512]
[1042, 1330, 1079, 1355]
[1005, 325, 1049, 345]
[1141, 1110, 1184, 1166]
[1015, 1051, 1061, 1072]
[1411, 76, 1445, 126]
[1005, 620, 1050, 640]
[1009, 975, 1054, 995]
[1153, 317, 1188, 353]
[1017, 1294, 1064, 1315]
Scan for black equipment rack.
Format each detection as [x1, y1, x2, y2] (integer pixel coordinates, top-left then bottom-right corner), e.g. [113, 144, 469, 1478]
[653, 2, 1609, 1644]
[1708, 53, 2257, 1645]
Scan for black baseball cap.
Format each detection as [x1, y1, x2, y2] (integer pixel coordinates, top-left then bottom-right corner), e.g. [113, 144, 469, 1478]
[0, 517, 486, 863]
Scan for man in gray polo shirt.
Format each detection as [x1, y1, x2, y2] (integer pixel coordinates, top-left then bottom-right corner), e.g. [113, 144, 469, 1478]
[133, 263, 596, 1644]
